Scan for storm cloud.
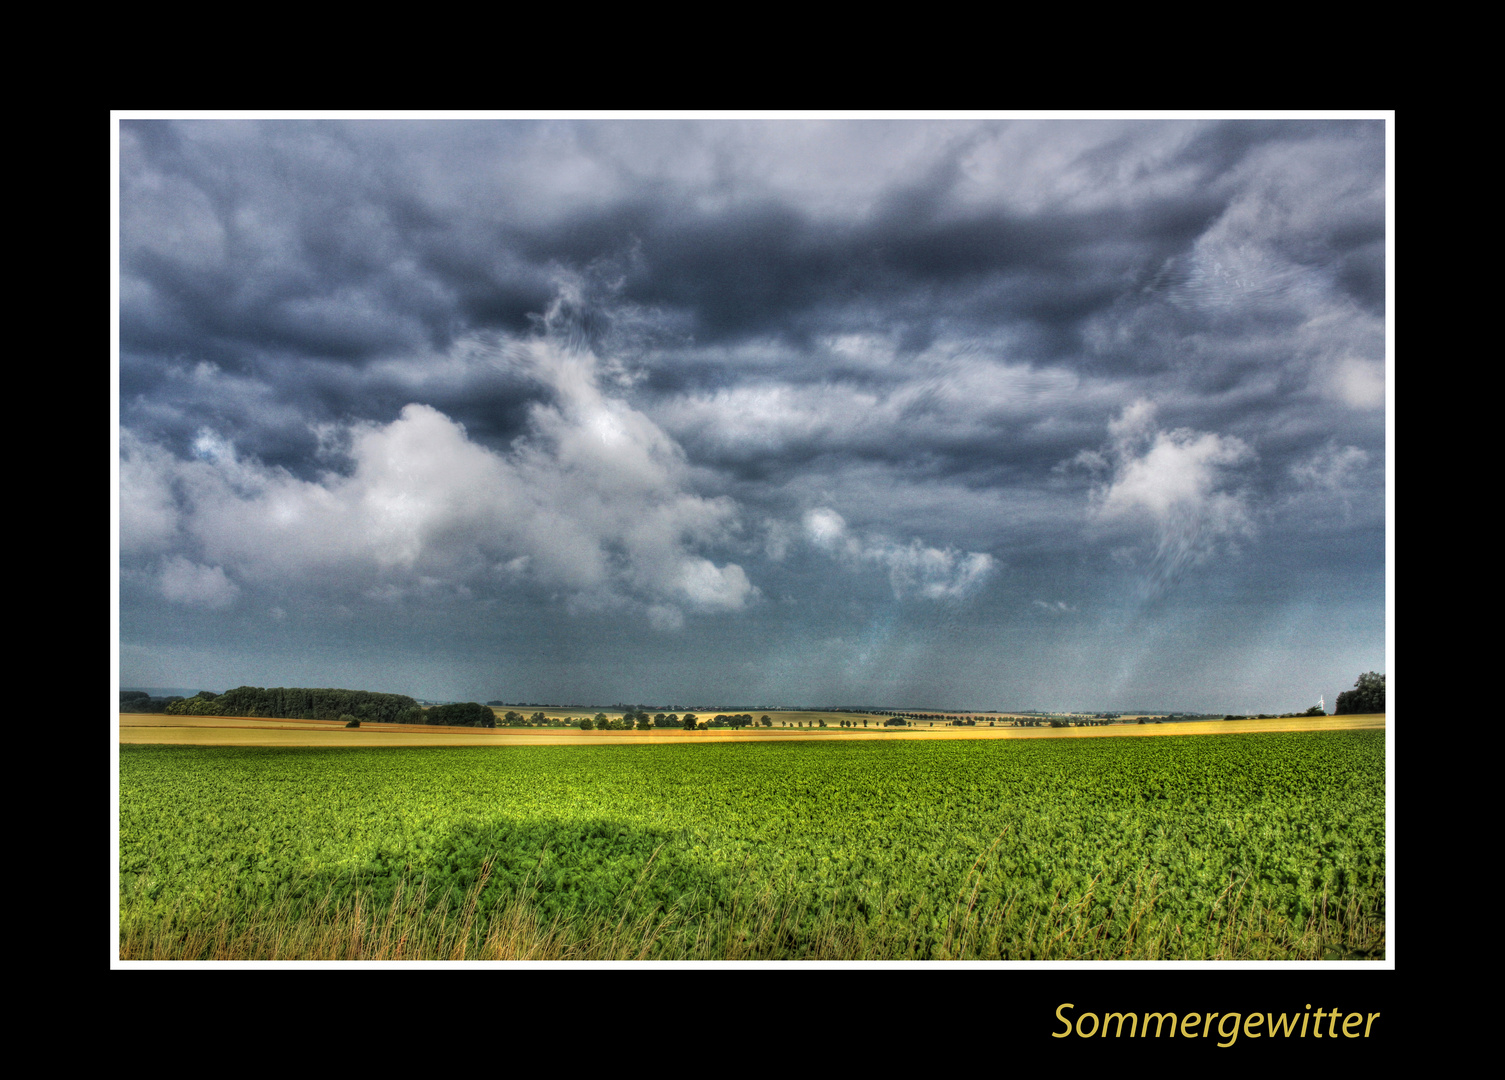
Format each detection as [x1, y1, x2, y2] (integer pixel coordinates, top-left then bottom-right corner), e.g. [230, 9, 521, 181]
[117, 117, 1387, 712]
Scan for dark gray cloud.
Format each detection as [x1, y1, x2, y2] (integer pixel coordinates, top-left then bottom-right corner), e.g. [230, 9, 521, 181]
[117, 116, 1387, 711]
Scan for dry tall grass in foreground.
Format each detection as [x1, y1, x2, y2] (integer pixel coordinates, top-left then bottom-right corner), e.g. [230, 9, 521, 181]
[119, 856, 1383, 962]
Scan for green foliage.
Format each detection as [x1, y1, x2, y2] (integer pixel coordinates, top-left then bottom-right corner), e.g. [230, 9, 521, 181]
[165, 693, 224, 716]
[210, 685, 421, 723]
[120, 732, 1384, 960]
[1335, 672, 1385, 715]
[119, 692, 184, 714]
[426, 702, 496, 728]
[618, 709, 655, 730]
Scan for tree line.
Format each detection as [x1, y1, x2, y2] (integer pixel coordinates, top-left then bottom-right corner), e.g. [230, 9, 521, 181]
[578, 711, 772, 730]
[119, 690, 195, 713]
[119, 686, 503, 727]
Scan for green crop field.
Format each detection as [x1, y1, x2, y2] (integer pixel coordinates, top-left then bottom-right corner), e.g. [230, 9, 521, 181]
[117, 730, 1385, 960]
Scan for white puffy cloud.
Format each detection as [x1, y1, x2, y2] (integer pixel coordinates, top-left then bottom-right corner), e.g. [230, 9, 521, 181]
[121, 333, 756, 621]
[1087, 401, 1255, 593]
[805, 507, 848, 549]
[1287, 440, 1376, 524]
[803, 507, 995, 600]
[119, 433, 181, 553]
[1290, 441, 1369, 491]
[1097, 432, 1252, 525]
[159, 556, 239, 609]
[1326, 357, 1385, 411]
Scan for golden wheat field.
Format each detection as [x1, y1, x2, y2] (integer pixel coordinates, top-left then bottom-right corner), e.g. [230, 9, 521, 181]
[117, 711, 1384, 746]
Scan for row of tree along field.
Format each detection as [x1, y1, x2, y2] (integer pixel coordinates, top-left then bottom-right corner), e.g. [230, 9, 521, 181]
[117, 672, 1385, 728]
[116, 694, 1080, 731]
[120, 686, 440, 725]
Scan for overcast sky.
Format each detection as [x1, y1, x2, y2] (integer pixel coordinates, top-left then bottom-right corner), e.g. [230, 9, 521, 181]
[115, 116, 1388, 712]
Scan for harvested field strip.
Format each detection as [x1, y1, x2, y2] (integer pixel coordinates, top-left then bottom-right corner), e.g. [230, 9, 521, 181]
[118, 711, 1384, 747]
